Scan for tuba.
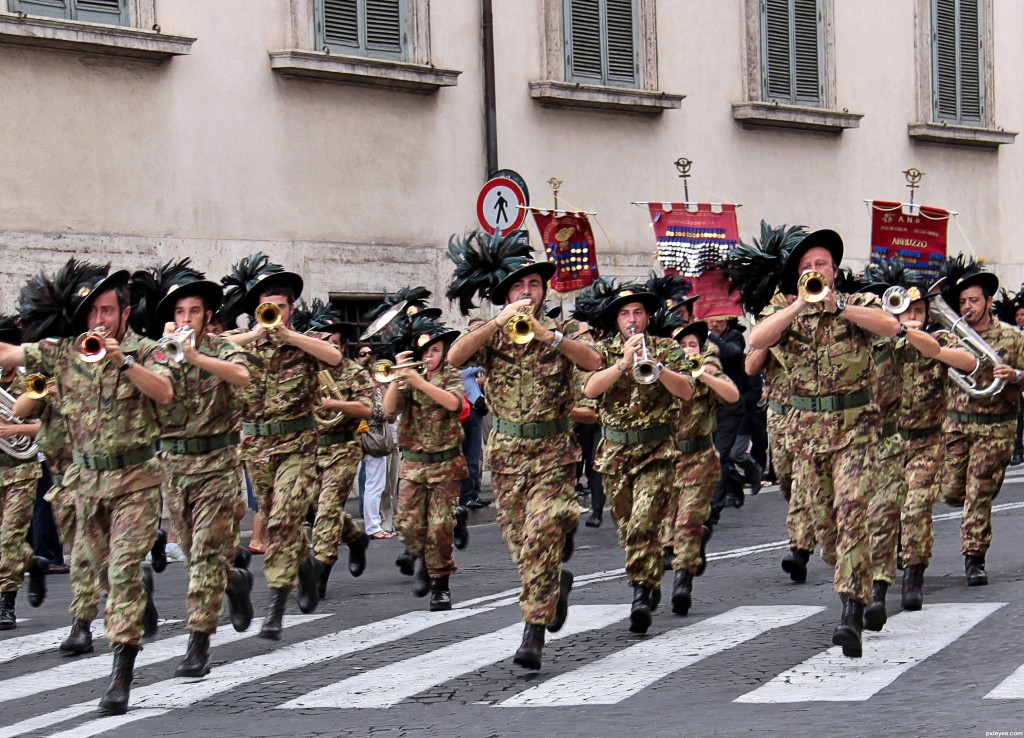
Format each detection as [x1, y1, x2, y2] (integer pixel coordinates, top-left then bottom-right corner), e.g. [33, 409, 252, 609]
[0, 385, 39, 460]
[926, 291, 1006, 399]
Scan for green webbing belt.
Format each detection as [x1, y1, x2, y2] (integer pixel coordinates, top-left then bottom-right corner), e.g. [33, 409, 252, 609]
[401, 446, 461, 463]
[602, 424, 672, 445]
[946, 411, 1017, 425]
[899, 424, 942, 442]
[677, 434, 714, 454]
[242, 416, 315, 437]
[493, 415, 571, 439]
[158, 431, 240, 455]
[72, 444, 155, 472]
[767, 400, 791, 416]
[790, 389, 870, 413]
[317, 430, 358, 447]
[879, 421, 898, 439]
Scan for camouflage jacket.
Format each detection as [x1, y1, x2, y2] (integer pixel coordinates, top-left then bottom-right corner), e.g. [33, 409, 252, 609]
[763, 349, 790, 408]
[319, 357, 374, 435]
[946, 318, 1024, 436]
[895, 339, 947, 435]
[590, 332, 689, 476]
[393, 364, 468, 484]
[23, 327, 175, 498]
[35, 375, 73, 478]
[159, 333, 248, 474]
[871, 338, 904, 421]
[469, 315, 580, 474]
[673, 349, 725, 442]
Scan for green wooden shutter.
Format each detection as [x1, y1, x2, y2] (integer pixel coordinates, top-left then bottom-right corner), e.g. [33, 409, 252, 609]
[932, 0, 984, 124]
[565, 0, 637, 87]
[567, 0, 603, 81]
[9, 0, 70, 20]
[319, 0, 360, 50]
[317, 0, 405, 59]
[73, 0, 127, 25]
[605, 0, 636, 84]
[761, 0, 822, 106]
[364, 0, 403, 56]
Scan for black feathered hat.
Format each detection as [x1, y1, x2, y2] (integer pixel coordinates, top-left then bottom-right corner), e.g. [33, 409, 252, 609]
[672, 320, 709, 347]
[598, 285, 661, 329]
[647, 308, 685, 340]
[645, 273, 699, 313]
[0, 314, 22, 346]
[129, 259, 218, 340]
[68, 267, 131, 335]
[723, 221, 807, 314]
[446, 231, 552, 314]
[365, 286, 442, 330]
[222, 253, 303, 323]
[937, 253, 999, 308]
[19, 258, 109, 342]
[993, 287, 1024, 325]
[307, 298, 358, 340]
[571, 277, 619, 326]
[781, 229, 843, 295]
[390, 315, 459, 360]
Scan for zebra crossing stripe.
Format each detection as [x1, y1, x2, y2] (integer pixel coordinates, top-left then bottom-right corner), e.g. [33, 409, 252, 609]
[0, 615, 327, 708]
[735, 602, 1005, 703]
[0, 620, 186, 665]
[44, 709, 171, 738]
[984, 662, 1024, 699]
[499, 605, 824, 707]
[281, 604, 627, 709]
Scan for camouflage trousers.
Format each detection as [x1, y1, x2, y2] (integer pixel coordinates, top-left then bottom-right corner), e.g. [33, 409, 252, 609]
[899, 432, 945, 566]
[941, 424, 1015, 557]
[248, 450, 318, 589]
[793, 442, 873, 604]
[667, 446, 718, 574]
[47, 482, 102, 621]
[164, 467, 244, 634]
[395, 478, 459, 579]
[604, 459, 675, 589]
[78, 486, 161, 646]
[0, 478, 36, 592]
[767, 408, 793, 491]
[312, 443, 363, 566]
[493, 464, 578, 626]
[867, 434, 907, 584]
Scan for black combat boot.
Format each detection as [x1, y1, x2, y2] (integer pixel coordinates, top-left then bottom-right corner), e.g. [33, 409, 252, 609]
[234, 546, 252, 570]
[317, 562, 334, 600]
[671, 570, 694, 616]
[863, 581, 888, 632]
[663, 546, 674, 572]
[831, 597, 865, 658]
[901, 564, 926, 611]
[547, 569, 573, 633]
[965, 555, 988, 586]
[98, 643, 140, 715]
[695, 524, 713, 577]
[150, 528, 168, 574]
[453, 506, 469, 550]
[650, 586, 661, 613]
[296, 554, 322, 614]
[412, 559, 430, 598]
[142, 565, 159, 638]
[226, 567, 254, 632]
[561, 525, 576, 563]
[347, 532, 369, 577]
[395, 548, 414, 576]
[174, 631, 212, 678]
[513, 623, 545, 670]
[27, 556, 49, 607]
[258, 587, 290, 641]
[585, 509, 602, 528]
[429, 576, 452, 612]
[781, 548, 811, 583]
[60, 618, 95, 654]
[0, 591, 16, 630]
[629, 585, 653, 634]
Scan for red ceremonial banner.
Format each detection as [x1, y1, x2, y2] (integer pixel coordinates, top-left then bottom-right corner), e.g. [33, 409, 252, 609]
[869, 200, 950, 282]
[647, 202, 743, 319]
[531, 210, 600, 293]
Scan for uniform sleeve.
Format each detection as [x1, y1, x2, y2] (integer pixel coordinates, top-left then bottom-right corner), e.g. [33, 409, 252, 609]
[758, 304, 789, 348]
[22, 340, 60, 378]
[442, 367, 466, 404]
[350, 365, 375, 410]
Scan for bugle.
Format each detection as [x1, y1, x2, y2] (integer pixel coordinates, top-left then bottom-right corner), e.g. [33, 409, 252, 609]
[372, 359, 426, 384]
[23, 373, 48, 400]
[75, 326, 108, 363]
[685, 353, 705, 378]
[255, 302, 283, 330]
[157, 327, 195, 362]
[797, 270, 829, 304]
[505, 314, 534, 345]
[630, 327, 662, 385]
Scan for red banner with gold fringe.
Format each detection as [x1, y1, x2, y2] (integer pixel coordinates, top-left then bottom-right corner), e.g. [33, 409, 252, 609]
[531, 209, 600, 293]
[869, 200, 950, 282]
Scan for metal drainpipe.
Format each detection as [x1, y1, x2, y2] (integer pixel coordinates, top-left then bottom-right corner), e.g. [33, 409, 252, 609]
[482, 0, 498, 178]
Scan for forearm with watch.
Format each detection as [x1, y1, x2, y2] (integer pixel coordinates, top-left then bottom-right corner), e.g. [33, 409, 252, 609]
[120, 355, 174, 405]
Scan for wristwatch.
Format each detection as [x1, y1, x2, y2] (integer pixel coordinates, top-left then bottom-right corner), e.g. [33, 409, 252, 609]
[550, 330, 564, 349]
[833, 297, 847, 315]
[119, 355, 136, 372]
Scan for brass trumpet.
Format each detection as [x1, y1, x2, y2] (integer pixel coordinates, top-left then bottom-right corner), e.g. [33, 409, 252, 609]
[685, 353, 705, 378]
[506, 314, 534, 344]
[255, 302, 283, 330]
[157, 327, 195, 362]
[630, 326, 662, 385]
[372, 359, 426, 383]
[797, 270, 829, 304]
[75, 326, 108, 363]
[23, 373, 48, 400]
[882, 285, 911, 314]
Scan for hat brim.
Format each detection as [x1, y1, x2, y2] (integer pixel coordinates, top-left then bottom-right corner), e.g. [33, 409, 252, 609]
[405, 306, 443, 320]
[490, 262, 557, 305]
[599, 292, 662, 328]
[781, 229, 844, 295]
[243, 272, 304, 315]
[71, 270, 130, 333]
[412, 330, 460, 360]
[0, 329, 22, 345]
[155, 280, 223, 327]
[673, 320, 709, 346]
[855, 282, 890, 298]
[954, 272, 999, 297]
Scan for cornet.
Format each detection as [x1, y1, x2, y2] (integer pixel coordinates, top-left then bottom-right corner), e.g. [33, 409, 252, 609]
[75, 326, 108, 363]
[797, 270, 829, 304]
[505, 314, 534, 345]
[157, 327, 195, 362]
[255, 302, 283, 330]
[685, 353, 706, 378]
[881, 285, 920, 315]
[630, 326, 662, 385]
[372, 359, 426, 384]
[23, 373, 48, 400]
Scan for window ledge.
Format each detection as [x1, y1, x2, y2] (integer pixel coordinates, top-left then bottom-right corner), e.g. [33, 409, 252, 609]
[0, 12, 194, 62]
[269, 50, 461, 94]
[528, 80, 684, 117]
[732, 101, 862, 133]
[908, 122, 1017, 149]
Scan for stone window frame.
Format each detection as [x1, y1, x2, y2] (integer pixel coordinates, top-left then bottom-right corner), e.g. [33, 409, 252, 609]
[733, 0, 862, 134]
[269, 0, 460, 95]
[0, 0, 194, 62]
[529, 0, 683, 117]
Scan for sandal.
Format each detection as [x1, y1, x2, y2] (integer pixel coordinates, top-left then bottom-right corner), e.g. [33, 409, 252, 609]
[368, 531, 395, 540]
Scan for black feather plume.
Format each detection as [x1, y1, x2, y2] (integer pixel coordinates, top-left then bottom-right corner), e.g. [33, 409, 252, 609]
[19, 258, 109, 341]
[936, 253, 980, 306]
[993, 287, 1023, 325]
[722, 221, 807, 315]
[863, 257, 924, 289]
[290, 300, 313, 333]
[445, 231, 533, 315]
[647, 308, 685, 339]
[391, 315, 448, 355]
[129, 259, 204, 339]
[307, 298, 345, 331]
[644, 273, 692, 310]
[220, 252, 283, 328]
[571, 277, 619, 327]
[365, 286, 433, 322]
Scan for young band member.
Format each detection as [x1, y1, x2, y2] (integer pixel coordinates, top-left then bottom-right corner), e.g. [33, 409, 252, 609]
[221, 254, 341, 639]
[750, 230, 900, 658]
[583, 287, 694, 635]
[0, 262, 175, 714]
[383, 319, 466, 611]
[447, 232, 600, 671]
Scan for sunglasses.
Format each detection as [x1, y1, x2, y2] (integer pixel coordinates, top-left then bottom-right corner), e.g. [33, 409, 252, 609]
[357, 351, 371, 357]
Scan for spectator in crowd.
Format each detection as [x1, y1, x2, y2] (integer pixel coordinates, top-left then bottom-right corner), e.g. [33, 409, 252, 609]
[459, 318, 490, 510]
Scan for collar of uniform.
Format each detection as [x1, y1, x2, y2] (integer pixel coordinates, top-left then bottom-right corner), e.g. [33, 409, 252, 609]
[119, 326, 143, 353]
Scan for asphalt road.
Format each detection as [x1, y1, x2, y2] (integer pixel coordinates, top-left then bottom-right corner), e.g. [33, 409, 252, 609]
[4, 467, 1024, 738]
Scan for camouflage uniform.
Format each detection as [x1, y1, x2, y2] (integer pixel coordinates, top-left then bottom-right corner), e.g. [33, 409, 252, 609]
[591, 333, 687, 589]
[667, 350, 724, 574]
[764, 293, 880, 604]
[158, 334, 247, 635]
[895, 344, 947, 566]
[866, 339, 907, 585]
[941, 319, 1024, 557]
[313, 357, 373, 565]
[392, 364, 468, 578]
[24, 328, 174, 646]
[470, 316, 579, 626]
[764, 349, 811, 552]
[238, 333, 320, 590]
[0, 375, 42, 596]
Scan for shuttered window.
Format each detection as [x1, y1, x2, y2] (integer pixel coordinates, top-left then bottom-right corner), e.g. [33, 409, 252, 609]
[9, 0, 127, 25]
[932, 0, 984, 125]
[564, 0, 638, 88]
[760, 0, 823, 106]
[316, 0, 407, 60]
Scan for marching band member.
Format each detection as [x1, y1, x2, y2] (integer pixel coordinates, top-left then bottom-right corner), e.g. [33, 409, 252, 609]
[383, 318, 466, 610]
[447, 231, 599, 671]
